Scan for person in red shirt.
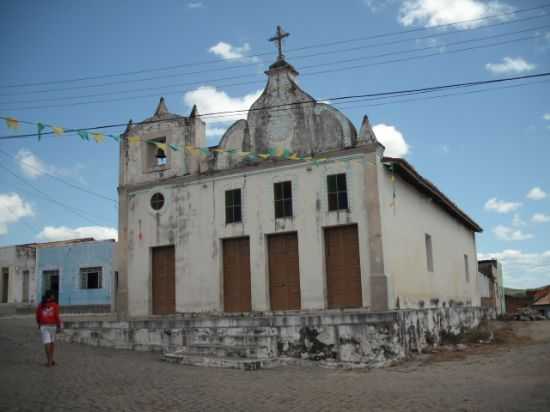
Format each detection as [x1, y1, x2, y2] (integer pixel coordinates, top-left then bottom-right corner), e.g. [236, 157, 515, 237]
[36, 290, 62, 367]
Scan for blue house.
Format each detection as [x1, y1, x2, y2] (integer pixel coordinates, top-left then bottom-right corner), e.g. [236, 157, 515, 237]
[36, 239, 115, 311]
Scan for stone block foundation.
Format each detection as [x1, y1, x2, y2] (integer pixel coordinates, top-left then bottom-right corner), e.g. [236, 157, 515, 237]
[60, 306, 493, 368]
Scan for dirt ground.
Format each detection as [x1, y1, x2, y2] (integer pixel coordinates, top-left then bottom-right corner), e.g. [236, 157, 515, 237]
[1, 317, 549, 412]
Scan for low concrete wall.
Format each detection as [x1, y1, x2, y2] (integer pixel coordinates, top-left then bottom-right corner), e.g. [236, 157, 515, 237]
[61, 306, 492, 367]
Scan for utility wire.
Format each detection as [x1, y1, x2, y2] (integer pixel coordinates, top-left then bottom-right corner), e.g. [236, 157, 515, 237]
[1, 3, 549, 89]
[0, 163, 111, 226]
[0, 148, 118, 204]
[2, 11, 547, 98]
[1, 71, 549, 140]
[2, 22, 546, 105]
[2, 30, 546, 112]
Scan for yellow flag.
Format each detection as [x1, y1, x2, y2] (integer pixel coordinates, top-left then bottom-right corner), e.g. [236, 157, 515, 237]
[52, 127, 64, 136]
[258, 154, 270, 159]
[154, 142, 168, 152]
[303, 156, 313, 161]
[239, 151, 250, 157]
[128, 136, 141, 144]
[288, 153, 300, 161]
[5, 117, 19, 129]
[212, 148, 225, 153]
[91, 132, 105, 143]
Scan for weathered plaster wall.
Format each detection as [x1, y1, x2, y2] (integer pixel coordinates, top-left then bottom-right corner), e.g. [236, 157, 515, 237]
[126, 150, 374, 317]
[121, 110, 206, 187]
[378, 166, 481, 309]
[36, 240, 115, 306]
[0, 246, 36, 304]
[61, 306, 490, 368]
[214, 62, 357, 171]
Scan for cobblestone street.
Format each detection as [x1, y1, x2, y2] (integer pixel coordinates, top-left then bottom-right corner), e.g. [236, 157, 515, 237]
[1, 317, 549, 412]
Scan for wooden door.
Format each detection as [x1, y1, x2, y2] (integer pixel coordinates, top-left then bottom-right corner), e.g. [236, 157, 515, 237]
[223, 237, 251, 312]
[152, 245, 176, 315]
[22, 271, 29, 303]
[325, 225, 363, 309]
[268, 232, 301, 311]
[1, 268, 8, 303]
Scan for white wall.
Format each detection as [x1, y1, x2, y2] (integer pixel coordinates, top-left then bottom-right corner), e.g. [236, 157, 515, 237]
[0, 246, 36, 304]
[378, 165, 481, 309]
[126, 154, 373, 317]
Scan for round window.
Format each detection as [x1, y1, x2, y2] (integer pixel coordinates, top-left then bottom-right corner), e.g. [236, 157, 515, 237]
[150, 193, 165, 210]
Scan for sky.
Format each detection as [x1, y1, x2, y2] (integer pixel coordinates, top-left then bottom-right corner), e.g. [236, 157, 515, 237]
[0, 0, 549, 288]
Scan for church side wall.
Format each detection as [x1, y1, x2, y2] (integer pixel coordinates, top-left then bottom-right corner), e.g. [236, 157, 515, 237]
[378, 167, 481, 309]
[126, 154, 373, 316]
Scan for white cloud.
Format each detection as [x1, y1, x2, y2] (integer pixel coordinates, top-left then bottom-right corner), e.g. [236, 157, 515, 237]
[37, 226, 117, 241]
[485, 57, 536, 76]
[15, 149, 48, 178]
[543, 113, 550, 121]
[372, 123, 409, 157]
[15, 149, 83, 180]
[0, 193, 34, 235]
[493, 225, 533, 241]
[512, 213, 525, 227]
[478, 249, 550, 288]
[399, 0, 514, 29]
[532, 213, 550, 223]
[208, 42, 259, 63]
[527, 186, 547, 200]
[187, 2, 203, 8]
[183, 86, 262, 124]
[484, 197, 522, 214]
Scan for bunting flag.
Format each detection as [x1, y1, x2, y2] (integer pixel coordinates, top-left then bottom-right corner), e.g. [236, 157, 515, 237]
[37, 123, 45, 141]
[288, 153, 300, 161]
[77, 131, 90, 141]
[152, 141, 168, 152]
[199, 147, 210, 156]
[169, 143, 180, 151]
[275, 147, 284, 157]
[226, 148, 238, 154]
[239, 151, 250, 157]
[91, 132, 105, 143]
[5, 117, 19, 129]
[127, 135, 141, 144]
[52, 127, 64, 136]
[258, 153, 270, 160]
[108, 134, 120, 142]
[212, 148, 225, 153]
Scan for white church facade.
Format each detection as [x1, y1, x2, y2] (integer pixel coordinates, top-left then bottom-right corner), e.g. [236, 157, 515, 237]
[116, 29, 482, 318]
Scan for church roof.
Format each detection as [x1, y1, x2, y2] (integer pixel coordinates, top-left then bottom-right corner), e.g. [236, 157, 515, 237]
[383, 157, 482, 233]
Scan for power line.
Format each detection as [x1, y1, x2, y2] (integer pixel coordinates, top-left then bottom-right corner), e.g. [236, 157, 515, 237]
[2, 11, 547, 98]
[2, 21, 546, 105]
[2, 29, 546, 112]
[1, 71, 549, 140]
[0, 163, 111, 226]
[1, 3, 548, 89]
[0, 148, 118, 204]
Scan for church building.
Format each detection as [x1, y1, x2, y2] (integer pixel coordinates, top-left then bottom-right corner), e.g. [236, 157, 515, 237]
[116, 28, 482, 318]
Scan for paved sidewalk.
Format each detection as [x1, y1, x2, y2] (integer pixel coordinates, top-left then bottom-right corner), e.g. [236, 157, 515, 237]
[1, 317, 549, 412]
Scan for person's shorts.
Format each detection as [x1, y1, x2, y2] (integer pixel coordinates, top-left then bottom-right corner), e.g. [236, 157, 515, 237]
[40, 325, 57, 344]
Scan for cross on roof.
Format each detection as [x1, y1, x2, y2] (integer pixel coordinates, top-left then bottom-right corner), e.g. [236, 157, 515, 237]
[269, 25, 290, 61]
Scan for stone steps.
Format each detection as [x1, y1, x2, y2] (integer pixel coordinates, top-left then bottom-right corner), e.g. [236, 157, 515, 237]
[162, 350, 278, 371]
[163, 325, 280, 370]
[185, 342, 272, 359]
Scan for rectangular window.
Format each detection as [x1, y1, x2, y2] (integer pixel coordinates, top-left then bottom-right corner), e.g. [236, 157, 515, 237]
[464, 254, 470, 282]
[274, 181, 293, 218]
[225, 189, 242, 224]
[327, 173, 348, 211]
[80, 267, 103, 289]
[425, 234, 434, 272]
